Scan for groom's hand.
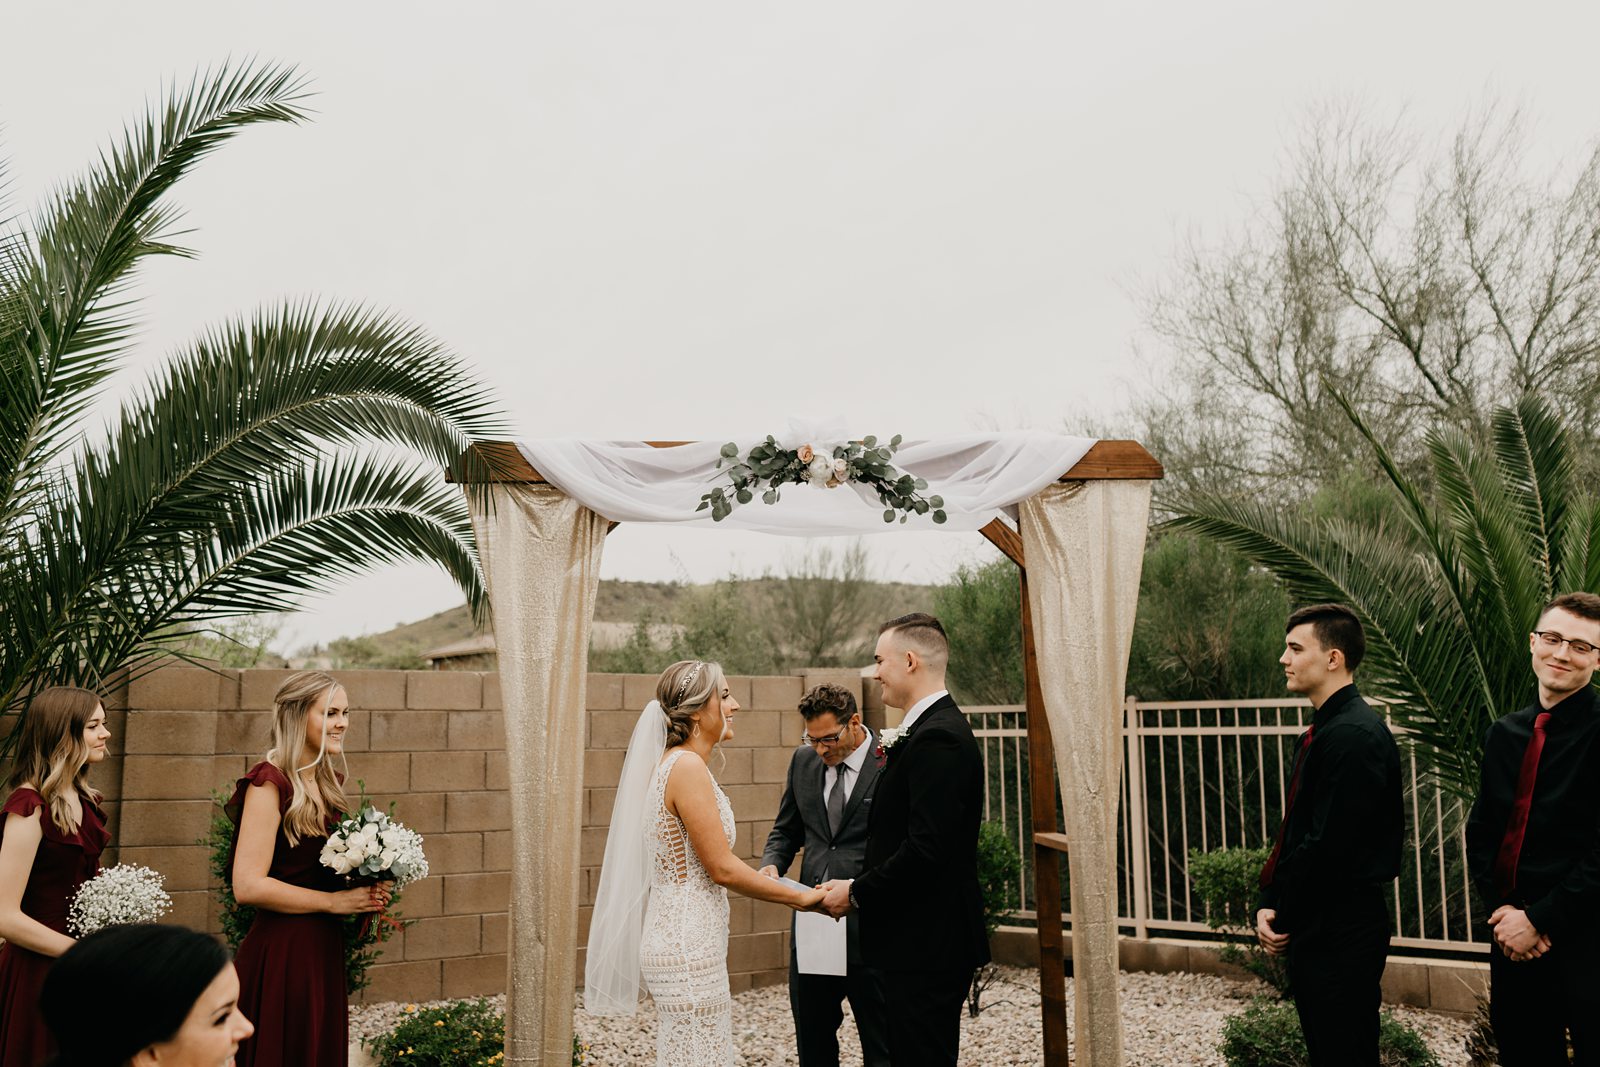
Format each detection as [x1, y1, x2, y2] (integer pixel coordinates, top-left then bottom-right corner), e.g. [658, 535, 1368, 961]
[818, 879, 853, 918]
[758, 865, 779, 879]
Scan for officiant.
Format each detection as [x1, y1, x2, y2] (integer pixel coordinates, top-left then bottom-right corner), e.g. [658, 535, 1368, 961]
[760, 684, 890, 1067]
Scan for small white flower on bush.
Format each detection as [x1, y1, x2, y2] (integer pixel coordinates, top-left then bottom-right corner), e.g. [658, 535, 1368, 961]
[321, 803, 429, 888]
[67, 864, 173, 936]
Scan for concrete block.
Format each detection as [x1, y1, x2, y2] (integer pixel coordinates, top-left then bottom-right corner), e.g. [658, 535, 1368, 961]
[215, 711, 272, 756]
[749, 967, 787, 991]
[346, 752, 410, 795]
[480, 672, 502, 710]
[448, 711, 505, 750]
[485, 751, 508, 791]
[442, 871, 510, 915]
[729, 972, 754, 995]
[446, 791, 510, 832]
[422, 832, 483, 875]
[409, 751, 486, 793]
[724, 710, 781, 749]
[128, 667, 221, 711]
[586, 787, 618, 827]
[482, 830, 512, 872]
[101, 670, 131, 711]
[585, 673, 623, 710]
[214, 670, 240, 711]
[581, 827, 609, 867]
[621, 674, 658, 711]
[1113, 937, 1192, 975]
[238, 669, 302, 710]
[443, 953, 507, 998]
[211, 756, 251, 792]
[369, 710, 449, 752]
[117, 845, 210, 891]
[92, 757, 124, 802]
[116, 800, 213, 847]
[750, 899, 790, 935]
[747, 819, 775, 861]
[794, 669, 864, 704]
[356, 959, 441, 1004]
[122, 710, 218, 755]
[368, 791, 444, 834]
[728, 931, 786, 972]
[337, 670, 409, 710]
[583, 749, 625, 787]
[407, 671, 481, 711]
[340, 710, 370, 753]
[404, 915, 481, 959]
[862, 679, 885, 711]
[750, 675, 803, 711]
[482, 912, 508, 954]
[165, 889, 212, 931]
[724, 783, 784, 815]
[397, 876, 442, 919]
[728, 897, 754, 935]
[122, 756, 218, 800]
[1427, 962, 1490, 1015]
[722, 676, 752, 710]
[752, 747, 795, 784]
[1381, 960, 1431, 1008]
[589, 709, 646, 749]
[715, 748, 754, 785]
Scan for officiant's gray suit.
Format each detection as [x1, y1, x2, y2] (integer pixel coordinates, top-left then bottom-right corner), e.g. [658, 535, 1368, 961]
[761, 732, 890, 1067]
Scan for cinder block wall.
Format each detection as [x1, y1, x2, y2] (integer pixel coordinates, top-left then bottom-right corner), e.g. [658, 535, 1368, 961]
[92, 665, 861, 1004]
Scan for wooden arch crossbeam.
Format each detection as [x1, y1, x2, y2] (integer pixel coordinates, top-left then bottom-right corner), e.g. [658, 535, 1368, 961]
[458, 438, 1163, 1065]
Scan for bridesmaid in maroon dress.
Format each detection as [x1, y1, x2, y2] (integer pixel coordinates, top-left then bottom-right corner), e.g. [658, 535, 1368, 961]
[0, 686, 112, 1067]
[228, 670, 388, 1067]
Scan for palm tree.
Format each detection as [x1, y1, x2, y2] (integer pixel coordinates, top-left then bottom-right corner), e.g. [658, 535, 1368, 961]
[0, 62, 510, 741]
[1170, 392, 1600, 797]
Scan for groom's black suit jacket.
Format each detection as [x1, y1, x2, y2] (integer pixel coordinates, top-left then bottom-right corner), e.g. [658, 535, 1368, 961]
[851, 694, 990, 974]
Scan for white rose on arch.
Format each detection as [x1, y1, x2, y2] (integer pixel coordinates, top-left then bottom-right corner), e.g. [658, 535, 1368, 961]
[805, 454, 834, 485]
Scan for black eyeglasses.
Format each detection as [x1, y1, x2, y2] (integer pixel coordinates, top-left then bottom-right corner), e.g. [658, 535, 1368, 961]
[1534, 630, 1600, 657]
[800, 729, 845, 748]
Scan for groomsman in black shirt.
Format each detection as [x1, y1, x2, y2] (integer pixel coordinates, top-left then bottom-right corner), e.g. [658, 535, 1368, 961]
[1466, 591, 1600, 1064]
[1254, 604, 1403, 1066]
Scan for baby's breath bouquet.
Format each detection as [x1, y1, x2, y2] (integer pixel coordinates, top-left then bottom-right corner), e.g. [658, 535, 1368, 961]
[66, 864, 173, 936]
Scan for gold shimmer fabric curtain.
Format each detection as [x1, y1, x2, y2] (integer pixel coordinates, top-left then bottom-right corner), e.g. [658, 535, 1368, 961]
[470, 484, 608, 1065]
[1020, 480, 1153, 1067]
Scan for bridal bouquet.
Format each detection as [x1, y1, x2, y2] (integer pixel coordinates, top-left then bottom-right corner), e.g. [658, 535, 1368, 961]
[320, 801, 429, 888]
[66, 863, 173, 936]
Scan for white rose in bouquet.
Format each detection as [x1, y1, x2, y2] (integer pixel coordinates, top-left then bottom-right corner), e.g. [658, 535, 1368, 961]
[321, 800, 429, 889]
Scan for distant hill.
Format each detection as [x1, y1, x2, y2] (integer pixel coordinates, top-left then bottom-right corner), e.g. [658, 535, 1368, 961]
[311, 577, 936, 670]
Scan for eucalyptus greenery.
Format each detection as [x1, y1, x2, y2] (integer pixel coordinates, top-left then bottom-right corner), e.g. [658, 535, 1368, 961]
[698, 434, 946, 523]
[1171, 391, 1600, 798]
[0, 61, 510, 743]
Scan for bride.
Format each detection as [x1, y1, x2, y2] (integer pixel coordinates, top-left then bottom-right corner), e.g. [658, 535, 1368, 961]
[585, 659, 825, 1066]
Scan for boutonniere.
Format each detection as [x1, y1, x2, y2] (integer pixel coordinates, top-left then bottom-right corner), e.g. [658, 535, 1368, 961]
[874, 726, 911, 767]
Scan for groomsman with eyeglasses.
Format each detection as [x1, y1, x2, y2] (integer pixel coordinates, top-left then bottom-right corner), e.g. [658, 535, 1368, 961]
[1466, 591, 1600, 1064]
[1254, 603, 1404, 1066]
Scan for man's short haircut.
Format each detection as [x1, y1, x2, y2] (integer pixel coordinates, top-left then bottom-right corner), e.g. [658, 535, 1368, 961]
[797, 683, 858, 724]
[1539, 591, 1600, 627]
[878, 612, 949, 664]
[1286, 603, 1366, 672]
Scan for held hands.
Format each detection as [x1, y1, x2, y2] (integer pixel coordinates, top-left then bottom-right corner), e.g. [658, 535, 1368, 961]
[1489, 905, 1552, 961]
[326, 883, 392, 915]
[758, 865, 779, 879]
[1255, 908, 1289, 956]
[816, 879, 853, 919]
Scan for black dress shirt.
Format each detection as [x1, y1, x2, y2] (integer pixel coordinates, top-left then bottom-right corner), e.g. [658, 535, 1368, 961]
[1466, 685, 1600, 940]
[1257, 684, 1404, 931]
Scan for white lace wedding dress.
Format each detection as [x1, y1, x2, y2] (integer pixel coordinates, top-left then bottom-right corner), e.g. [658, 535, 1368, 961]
[640, 749, 736, 1067]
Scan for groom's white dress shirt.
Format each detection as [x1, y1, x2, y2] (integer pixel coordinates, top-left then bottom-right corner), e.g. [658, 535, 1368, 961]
[898, 689, 950, 734]
[823, 726, 875, 809]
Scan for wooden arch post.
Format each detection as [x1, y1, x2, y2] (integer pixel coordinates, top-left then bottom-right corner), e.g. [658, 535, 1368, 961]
[458, 438, 1162, 1067]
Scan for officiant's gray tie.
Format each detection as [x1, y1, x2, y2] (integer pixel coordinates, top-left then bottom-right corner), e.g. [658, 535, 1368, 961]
[827, 763, 848, 837]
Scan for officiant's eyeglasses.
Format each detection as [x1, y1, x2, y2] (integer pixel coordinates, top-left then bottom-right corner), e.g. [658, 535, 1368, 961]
[1533, 630, 1600, 657]
[800, 728, 846, 747]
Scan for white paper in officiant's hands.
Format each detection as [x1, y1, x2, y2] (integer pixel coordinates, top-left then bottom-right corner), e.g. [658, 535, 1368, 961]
[795, 909, 848, 976]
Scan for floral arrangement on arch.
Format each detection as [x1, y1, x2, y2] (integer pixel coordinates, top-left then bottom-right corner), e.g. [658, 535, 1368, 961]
[698, 434, 946, 524]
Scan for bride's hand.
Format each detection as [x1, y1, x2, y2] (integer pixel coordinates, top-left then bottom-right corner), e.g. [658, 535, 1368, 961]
[796, 887, 829, 912]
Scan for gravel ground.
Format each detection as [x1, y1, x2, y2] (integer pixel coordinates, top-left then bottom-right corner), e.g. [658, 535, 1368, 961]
[351, 967, 1477, 1066]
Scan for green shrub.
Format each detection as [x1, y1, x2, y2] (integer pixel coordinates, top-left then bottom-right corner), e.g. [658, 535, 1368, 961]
[967, 821, 1023, 1016]
[362, 1000, 585, 1067]
[200, 784, 409, 995]
[1218, 998, 1440, 1067]
[1188, 845, 1289, 996]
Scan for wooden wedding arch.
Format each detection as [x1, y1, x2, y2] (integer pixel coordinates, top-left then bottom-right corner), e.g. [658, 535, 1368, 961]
[457, 438, 1163, 1066]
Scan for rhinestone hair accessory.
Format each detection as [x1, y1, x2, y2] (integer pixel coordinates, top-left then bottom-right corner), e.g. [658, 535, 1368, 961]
[670, 661, 706, 708]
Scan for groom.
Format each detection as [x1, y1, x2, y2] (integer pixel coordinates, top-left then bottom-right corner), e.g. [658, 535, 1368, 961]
[820, 613, 988, 1067]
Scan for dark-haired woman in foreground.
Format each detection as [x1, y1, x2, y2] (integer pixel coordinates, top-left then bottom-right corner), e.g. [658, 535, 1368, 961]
[42, 922, 254, 1066]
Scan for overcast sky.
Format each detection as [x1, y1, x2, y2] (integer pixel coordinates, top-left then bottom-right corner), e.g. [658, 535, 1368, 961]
[6, 2, 1600, 648]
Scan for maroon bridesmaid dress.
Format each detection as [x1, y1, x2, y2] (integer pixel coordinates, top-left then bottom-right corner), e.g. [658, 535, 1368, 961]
[228, 761, 349, 1067]
[0, 787, 108, 1067]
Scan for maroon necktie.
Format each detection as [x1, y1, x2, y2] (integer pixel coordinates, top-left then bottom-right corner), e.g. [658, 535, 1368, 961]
[1259, 726, 1315, 888]
[1493, 711, 1553, 899]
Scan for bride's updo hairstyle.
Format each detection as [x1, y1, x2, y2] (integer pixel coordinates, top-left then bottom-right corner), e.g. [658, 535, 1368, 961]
[657, 659, 726, 748]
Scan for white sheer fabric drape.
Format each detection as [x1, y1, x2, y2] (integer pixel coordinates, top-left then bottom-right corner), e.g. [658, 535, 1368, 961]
[519, 427, 1094, 534]
[1020, 480, 1153, 1067]
[470, 484, 608, 1065]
